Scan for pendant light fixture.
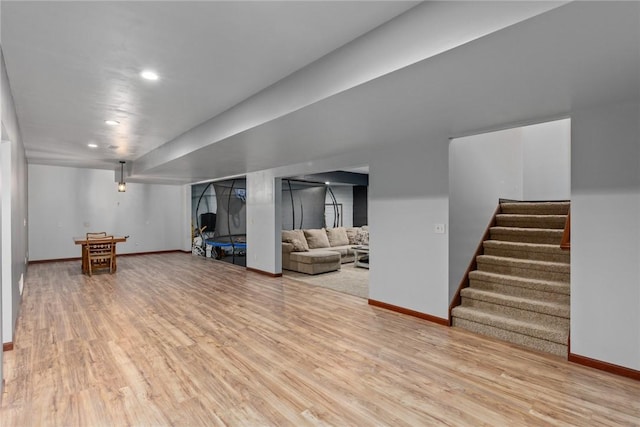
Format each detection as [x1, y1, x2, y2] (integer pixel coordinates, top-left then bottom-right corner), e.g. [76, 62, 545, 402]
[118, 161, 126, 192]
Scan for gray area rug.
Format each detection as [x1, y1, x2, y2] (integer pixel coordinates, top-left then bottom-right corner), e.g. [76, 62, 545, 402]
[284, 263, 369, 299]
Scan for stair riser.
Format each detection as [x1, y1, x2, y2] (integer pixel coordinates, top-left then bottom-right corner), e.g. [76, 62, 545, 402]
[469, 271, 570, 295]
[500, 203, 570, 215]
[490, 230, 563, 245]
[460, 297, 569, 328]
[496, 216, 567, 229]
[477, 257, 570, 283]
[452, 318, 567, 357]
[483, 246, 570, 263]
[469, 278, 570, 304]
[452, 306, 568, 343]
[477, 261, 570, 283]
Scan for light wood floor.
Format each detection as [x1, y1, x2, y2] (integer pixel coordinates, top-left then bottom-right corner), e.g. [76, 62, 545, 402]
[2, 253, 639, 426]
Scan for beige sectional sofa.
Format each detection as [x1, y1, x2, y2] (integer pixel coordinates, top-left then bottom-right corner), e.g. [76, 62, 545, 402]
[282, 226, 368, 275]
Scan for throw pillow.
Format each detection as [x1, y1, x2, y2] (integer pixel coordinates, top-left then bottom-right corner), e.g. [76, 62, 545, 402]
[345, 227, 361, 245]
[303, 228, 331, 249]
[326, 227, 349, 247]
[356, 229, 369, 245]
[289, 239, 309, 252]
[282, 229, 309, 252]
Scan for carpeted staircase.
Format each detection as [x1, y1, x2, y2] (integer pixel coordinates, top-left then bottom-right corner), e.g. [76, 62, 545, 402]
[451, 201, 570, 357]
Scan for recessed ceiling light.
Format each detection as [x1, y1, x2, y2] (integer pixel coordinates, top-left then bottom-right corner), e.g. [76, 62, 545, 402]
[140, 70, 159, 81]
[88, 143, 98, 148]
[104, 120, 119, 126]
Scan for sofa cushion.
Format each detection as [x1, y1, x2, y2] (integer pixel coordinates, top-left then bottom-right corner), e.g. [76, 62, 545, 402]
[281, 241, 295, 254]
[287, 250, 341, 275]
[304, 228, 331, 249]
[317, 246, 348, 257]
[326, 227, 349, 247]
[290, 250, 340, 264]
[282, 229, 309, 252]
[308, 246, 355, 263]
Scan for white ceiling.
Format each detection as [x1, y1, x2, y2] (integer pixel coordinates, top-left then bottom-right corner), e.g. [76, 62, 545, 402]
[137, 2, 640, 183]
[1, 1, 418, 169]
[2, 2, 639, 185]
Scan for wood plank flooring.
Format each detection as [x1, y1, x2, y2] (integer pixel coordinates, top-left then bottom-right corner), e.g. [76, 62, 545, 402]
[2, 252, 639, 426]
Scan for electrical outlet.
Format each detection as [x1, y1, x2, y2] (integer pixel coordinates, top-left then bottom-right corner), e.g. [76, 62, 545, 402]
[434, 223, 446, 234]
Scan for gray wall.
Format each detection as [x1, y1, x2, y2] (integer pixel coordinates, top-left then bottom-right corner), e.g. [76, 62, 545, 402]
[325, 185, 353, 229]
[0, 154, 3, 387]
[247, 139, 448, 321]
[369, 138, 450, 319]
[449, 126, 524, 300]
[28, 164, 187, 260]
[571, 101, 639, 370]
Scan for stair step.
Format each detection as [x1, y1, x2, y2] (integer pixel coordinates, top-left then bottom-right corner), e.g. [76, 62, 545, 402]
[500, 201, 570, 215]
[490, 226, 564, 245]
[452, 316, 567, 357]
[469, 271, 569, 302]
[460, 288, 569, 328]
[476, 255, 570, 283]
[483, 240, 570, 263]
[451, 306, 568, 345]
[495, 214, 567, 229]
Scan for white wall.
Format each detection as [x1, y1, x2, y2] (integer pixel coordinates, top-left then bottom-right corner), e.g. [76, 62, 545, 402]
[523, 119, 571, 200]
[181, 184, 192, 252]
[571, 101, 640, 370]
[449, 119, 571, 300]
[0, 142, 11, 347]
[1, 47, 29, 350]
[369, 139, 449, 319]
[449, 127, 524, 299]
[28, 164, 186, 261]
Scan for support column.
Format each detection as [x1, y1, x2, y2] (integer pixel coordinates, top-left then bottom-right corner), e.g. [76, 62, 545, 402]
[246, 172, 282, 275]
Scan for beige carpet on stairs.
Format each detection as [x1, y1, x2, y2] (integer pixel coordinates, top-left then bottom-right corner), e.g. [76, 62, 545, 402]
[452, 201, 570, 357]
[284, 263, 369, 299]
